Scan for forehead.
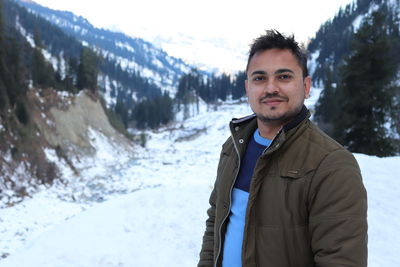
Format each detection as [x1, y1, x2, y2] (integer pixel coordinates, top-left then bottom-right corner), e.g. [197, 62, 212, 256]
[247, 49, 301, 73]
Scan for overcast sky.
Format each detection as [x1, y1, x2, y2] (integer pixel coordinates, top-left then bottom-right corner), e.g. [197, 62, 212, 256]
[31, 0, 355, 71]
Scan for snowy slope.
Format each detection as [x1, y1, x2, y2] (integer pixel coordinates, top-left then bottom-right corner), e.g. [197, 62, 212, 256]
[0, 97, 399, 266]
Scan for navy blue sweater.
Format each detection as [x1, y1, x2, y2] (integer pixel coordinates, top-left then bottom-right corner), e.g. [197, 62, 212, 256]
[222, 129, 271, 267]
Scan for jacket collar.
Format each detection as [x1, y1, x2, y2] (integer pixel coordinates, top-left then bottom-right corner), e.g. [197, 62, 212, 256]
[231, 113, 256, 124]
[282, 105, 309, 133]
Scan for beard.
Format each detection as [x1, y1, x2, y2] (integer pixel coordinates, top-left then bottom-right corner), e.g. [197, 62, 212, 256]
[256, 107, 301, 124]
[255, 93, 304, 125]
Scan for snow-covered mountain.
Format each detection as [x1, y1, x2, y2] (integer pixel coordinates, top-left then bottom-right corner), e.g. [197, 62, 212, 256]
[17, 0, 192, 92]
[146, 32, 248, 74]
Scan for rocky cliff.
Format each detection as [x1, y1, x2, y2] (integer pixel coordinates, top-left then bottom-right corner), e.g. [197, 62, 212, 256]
[0, 88, 134, 206]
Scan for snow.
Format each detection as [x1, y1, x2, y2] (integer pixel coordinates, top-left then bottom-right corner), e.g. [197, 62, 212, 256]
[308, 50, 320, 78]
[0, 100, 399, 266]
[41, 49, 58, 71]
[56, 90, 73, 102]
[151, 58, 164, 69]
[15, 15, 67, 78]
[352, 14, 364, 32]
[15, 16, 35, 48]
[159, 34, 247, 74]
[305, 87, 322, 109]
[57, 52, 67, 79]
[115, 41, 135, 52]
[0, 161, 37, 207]
[352, 2, 381, 32]
[358, 153, 400, 267]
[0, 185, 208, 267]
[98, 75, 116, 107]
[102, 53, 175, 94]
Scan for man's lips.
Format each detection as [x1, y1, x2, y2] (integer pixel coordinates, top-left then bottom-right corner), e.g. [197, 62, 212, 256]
[260, 97, 288, 105]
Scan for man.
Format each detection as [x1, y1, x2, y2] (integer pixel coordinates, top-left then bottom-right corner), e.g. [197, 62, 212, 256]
[198, 30, 367, 267]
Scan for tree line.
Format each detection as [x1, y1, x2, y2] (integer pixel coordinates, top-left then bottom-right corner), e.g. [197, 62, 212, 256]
[114, 69, 246, 129]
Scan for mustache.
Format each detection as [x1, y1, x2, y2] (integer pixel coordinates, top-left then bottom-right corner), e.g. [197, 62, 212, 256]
[259, 93, 289, 102]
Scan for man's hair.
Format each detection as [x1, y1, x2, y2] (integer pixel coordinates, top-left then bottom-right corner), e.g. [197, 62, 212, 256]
[246, 30, 308, 78]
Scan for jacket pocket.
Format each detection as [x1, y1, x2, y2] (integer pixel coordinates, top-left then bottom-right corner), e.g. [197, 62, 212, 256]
[280, 169, 305, 179]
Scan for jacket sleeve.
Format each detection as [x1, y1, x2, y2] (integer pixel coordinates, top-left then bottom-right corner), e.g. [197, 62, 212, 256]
[308, 149, 368, 267]
[198, 188, 216, 267]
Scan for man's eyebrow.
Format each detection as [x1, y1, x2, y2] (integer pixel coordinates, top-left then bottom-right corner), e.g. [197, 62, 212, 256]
[250, 69, 295, 76]
[275, 68, 294, 74]
[250, 70, 266, 76]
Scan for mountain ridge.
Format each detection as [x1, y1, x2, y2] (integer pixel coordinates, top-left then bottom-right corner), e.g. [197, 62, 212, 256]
[16, 0, 192, 92]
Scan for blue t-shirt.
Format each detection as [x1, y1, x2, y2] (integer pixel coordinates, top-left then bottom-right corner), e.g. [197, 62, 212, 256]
[222, 129, 271, 267]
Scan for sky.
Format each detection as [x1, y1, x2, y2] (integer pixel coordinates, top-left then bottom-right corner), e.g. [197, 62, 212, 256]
[30, 0, 355, 71]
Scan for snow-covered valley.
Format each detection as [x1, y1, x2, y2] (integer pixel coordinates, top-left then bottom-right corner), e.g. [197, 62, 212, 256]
[0, 99, 399, 266]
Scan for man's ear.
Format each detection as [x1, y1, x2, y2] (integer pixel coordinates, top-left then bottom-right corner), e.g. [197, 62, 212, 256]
[304, 76, 311, 98]
[245, 79, 249, 97]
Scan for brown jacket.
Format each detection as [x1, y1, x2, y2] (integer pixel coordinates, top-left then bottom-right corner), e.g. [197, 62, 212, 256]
[198, 106, 368, 267]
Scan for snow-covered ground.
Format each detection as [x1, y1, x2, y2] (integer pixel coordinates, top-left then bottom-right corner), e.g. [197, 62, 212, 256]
[0, 97, 399, 266]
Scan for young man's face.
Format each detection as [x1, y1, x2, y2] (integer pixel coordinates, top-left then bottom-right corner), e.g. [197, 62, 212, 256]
[245, 48, 311, 127]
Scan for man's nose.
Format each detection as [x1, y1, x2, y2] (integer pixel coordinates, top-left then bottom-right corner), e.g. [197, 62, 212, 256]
[264, 79, 279, 94]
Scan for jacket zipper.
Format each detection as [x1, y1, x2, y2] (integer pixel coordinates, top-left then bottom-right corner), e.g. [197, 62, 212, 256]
[262, 128, 282, 155]
[214, 131, 242, 267]
[214, 128, 283, 266]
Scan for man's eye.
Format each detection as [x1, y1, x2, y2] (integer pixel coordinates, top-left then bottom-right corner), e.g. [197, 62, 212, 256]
[278, 74, 292, 80]
[253, 76, 265, 81]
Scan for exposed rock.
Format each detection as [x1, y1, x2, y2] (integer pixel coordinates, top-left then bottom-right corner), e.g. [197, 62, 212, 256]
[0, 88, 134, 205]
[32, 89, 132, 157]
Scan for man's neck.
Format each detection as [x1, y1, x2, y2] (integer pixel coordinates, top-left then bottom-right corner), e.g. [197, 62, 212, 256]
[257, 119, 283, 140]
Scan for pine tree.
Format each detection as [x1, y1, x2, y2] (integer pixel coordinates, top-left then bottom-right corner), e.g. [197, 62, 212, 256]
[160, 91, 174, 124]
[114, 97, 129, 128]
[332, 10, 399, 156]
[176, 69, 200, 119]
[31, 29, 56, 88]
[7, 38, 26, 98]
[77, 47, 99, 93]
[215, 73, 231, 101]
[0, 0, 4, 58]
[0, 0, 9, 111]
[64, 57, 78, 93]
[232, 71, 246, 100]
[0, 78, 8, 111]
[132, 101, 147, 129]
[0, 0, 27, 107]
[314, 66, 338, 135]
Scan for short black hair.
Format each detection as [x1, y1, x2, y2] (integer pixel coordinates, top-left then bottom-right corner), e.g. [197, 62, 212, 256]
[246, 30, 308, 78]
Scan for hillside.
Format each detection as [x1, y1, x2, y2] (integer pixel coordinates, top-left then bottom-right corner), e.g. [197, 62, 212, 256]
[17, 0, 191, 93]
[307, 0, 400, 85]
[0, 88, 135, 206]
[0, 0, 145, 205]
[0, 0, 244, 201]
[3, 0, 179, 116]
